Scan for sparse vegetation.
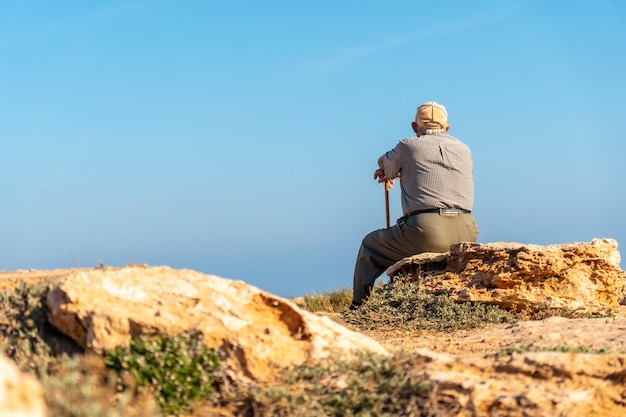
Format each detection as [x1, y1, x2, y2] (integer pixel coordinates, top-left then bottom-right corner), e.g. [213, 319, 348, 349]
[488, 345, 613, 358]
[524, 305, 615, 320]
[299, 287, 353, 313]
[0, 281, 52, 374]
[208, 352, 438, 417]
[0, 280, 225, 416]
[1, 276, 624, 416]
[339, 276, 515, 333]
[104, 331, 219, 416]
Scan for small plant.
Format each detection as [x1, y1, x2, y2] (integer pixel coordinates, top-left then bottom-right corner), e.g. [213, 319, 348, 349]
[0, 281, 54, 375]
[299, 288, 353, 313]
[41, 354, 141, 417]
[487, 345, 613, 358]
[525, 305, 615, 321]
[240, 353, 435, 416]
[104, 330, 220, 416]
[544, 345, 612, 354]
[343, 276, 515, 332]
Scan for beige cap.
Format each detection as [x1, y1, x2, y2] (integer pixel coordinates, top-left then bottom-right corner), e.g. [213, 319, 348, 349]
[415, 101, 448, 129]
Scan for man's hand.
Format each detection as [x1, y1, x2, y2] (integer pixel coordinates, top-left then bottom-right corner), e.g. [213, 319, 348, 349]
[374, 168, 395, 189]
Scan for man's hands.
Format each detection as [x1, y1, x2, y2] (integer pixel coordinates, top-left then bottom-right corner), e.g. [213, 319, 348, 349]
[374, 168, 395, 189]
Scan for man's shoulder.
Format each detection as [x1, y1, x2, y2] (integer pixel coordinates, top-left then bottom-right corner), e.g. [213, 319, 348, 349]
[398, 134, 465, 144]
[433, 133, 462, 141]
[395, 134, 471, 151]
[438, 133, 470, 147]
[398, 136, 419, 145]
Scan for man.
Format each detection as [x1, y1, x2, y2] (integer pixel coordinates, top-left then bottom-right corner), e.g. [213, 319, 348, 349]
[351, 101, 479, 309]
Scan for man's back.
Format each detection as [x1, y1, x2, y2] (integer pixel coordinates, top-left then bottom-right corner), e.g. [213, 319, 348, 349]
[382, 133, 474, 215]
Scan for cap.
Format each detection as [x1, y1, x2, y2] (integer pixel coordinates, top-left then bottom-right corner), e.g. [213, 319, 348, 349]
[415, 101, 448, 129]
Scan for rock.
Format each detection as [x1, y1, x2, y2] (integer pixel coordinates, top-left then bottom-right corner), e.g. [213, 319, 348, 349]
[411, 348, 626, 417]
[0, 354, 46, 417]
[46, 266, 388, 381]
[387, 238, 626, 313]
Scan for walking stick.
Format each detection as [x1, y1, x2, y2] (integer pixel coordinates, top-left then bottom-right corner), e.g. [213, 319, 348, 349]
[384, 182, 390, 228]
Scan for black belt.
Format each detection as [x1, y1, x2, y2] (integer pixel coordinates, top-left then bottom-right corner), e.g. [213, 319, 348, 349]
[408, 208, 471, 216]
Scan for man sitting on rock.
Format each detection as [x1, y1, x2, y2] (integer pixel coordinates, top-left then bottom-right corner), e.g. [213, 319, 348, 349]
[351, 101, 479, 309]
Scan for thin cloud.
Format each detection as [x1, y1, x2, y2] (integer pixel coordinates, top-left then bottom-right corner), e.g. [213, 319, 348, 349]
[314, 33, 419, 73]
[313, 6, 521, 74]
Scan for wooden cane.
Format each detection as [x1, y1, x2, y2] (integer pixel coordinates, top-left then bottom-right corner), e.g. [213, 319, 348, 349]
[384, 182, 390, 228]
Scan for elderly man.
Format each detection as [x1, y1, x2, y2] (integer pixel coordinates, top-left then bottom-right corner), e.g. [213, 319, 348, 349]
[351, 101, 479, 309]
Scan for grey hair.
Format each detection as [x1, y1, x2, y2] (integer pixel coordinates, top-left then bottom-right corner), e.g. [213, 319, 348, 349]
[416, 127, 446, 135]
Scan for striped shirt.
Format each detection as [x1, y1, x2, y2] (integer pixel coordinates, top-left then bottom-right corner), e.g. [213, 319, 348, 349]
[381, 133, 474, 215]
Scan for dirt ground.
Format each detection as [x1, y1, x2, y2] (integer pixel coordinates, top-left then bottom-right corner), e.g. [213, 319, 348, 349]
[318, 306, 626, 357]
[364, 311, 626, 355]
[3, 268, 626, 357]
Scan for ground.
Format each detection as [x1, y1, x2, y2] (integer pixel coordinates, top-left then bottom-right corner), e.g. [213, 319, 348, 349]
[3, 267, 626, 357]
[363, 311, 626, 355]
[316, 304, 626, 357]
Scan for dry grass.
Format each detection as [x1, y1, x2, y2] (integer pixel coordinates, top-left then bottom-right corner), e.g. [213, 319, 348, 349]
[297, 287, 352, 313]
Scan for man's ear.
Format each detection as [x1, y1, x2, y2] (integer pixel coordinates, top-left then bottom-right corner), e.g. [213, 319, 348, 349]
[411, 121, 419, 133]
[445, 124, 450, 132]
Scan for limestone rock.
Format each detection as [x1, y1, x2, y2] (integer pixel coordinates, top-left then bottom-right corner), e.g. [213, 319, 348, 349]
[387, 238, 626, 313]
[0, 354, 46, 417]
[46, 266, 387, 381]
[412, 348, 626, 417]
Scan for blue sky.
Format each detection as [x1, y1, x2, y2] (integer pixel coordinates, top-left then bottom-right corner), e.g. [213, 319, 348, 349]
[1, 1, 625, 297]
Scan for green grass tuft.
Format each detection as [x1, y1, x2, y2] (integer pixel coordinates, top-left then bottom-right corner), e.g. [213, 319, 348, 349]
[104, 331, 219, 416]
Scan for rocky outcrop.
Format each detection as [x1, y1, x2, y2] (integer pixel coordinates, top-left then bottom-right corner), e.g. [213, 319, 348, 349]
[45, 266, 387, 381]
[387, 238, 626, 313]
[0, 354, 45, 417]
[411, 347, 626, 417]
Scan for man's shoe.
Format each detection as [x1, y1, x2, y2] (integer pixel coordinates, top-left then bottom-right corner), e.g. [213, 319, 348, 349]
[349, 301, 361, 311]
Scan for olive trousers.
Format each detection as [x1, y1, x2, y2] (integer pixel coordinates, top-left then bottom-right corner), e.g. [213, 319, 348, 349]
[351, 212, 479, 306]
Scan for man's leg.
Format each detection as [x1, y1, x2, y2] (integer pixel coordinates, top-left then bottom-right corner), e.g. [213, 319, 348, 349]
[351, 213, 479, 308]
[352, 224, 423, 307]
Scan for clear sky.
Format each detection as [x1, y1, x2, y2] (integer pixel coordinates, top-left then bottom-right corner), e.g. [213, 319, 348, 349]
[2, 1, 625, 297]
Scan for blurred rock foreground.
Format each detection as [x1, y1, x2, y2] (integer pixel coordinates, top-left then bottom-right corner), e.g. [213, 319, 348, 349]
[46, 266, 389, 380]
[2, 238, 626, 416]
[0, 355, 46, 417]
